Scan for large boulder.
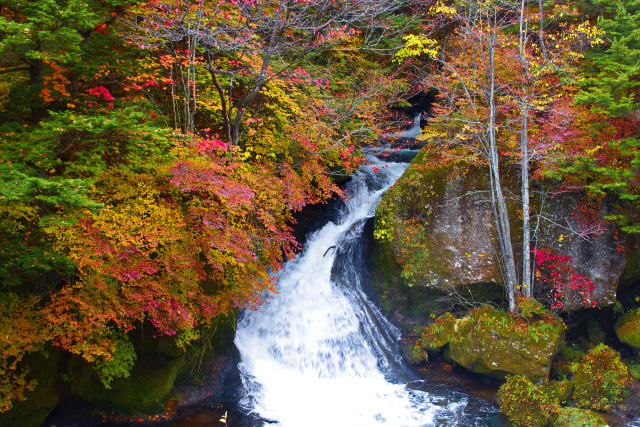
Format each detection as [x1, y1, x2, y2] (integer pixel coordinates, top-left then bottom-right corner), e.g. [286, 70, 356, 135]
[374, 151, 501, 291]
[416, 306, 565, 380]
[534, 193, 626, 309]
[448, 307, 565, 380]
[0, 349, 63, 427]
[373, 149, 627, 311]
[615, 308, 640, 350]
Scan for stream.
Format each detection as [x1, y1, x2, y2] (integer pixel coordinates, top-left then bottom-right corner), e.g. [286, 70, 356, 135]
[229, 154, 500, 426]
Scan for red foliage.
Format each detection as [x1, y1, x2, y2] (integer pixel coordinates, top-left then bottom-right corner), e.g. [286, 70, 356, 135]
[534, 247, 597, 310]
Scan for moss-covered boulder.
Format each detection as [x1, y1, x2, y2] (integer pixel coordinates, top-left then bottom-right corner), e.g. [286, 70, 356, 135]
[66, 351, 185, 414]
[372, 149, 626, 311]
[573, 344, 632, 412]
[374, 151, 501, 291]
[447, 306, 565, 380]
[555, 407, 608, 427]
[497, 375, 561, 427]
[0, 349, 62, 427]
[615, 308, 640, 350]
[415, 313, 456, 352]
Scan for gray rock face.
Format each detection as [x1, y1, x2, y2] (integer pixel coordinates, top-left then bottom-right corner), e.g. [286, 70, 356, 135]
[374, 149, 627, 310]
[417, 167, 501, 288]
[536, 195, 626, 309]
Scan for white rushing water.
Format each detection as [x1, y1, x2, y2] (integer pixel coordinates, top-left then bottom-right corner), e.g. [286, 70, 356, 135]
[234, 155, 460, 426]
[395, 113, 422, 139]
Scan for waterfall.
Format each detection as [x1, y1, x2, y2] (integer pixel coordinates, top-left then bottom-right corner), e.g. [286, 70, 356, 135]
[234, 155, 469, 426]
[396, 113, 422, 139]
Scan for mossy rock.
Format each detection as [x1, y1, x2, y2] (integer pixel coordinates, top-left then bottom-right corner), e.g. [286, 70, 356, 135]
[497, 375, 561, 427]
[368, 238, 450, 330]
[0, 349, 62, 427]
[66, 352, 185, 414]
[373, 150, 502, 291]
[573, 344, 632, 412]
[615, 308, 640, 350]
[448, 306, 565, 380]
[555, 407, 608, 427]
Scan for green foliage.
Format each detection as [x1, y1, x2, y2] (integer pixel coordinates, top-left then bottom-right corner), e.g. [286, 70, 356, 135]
[558, 136, 640, 233]
[497, 375, 561, 427]
[575, 0, 640, 116]
[573, 344, 632, 411]
[0, 0, 96, 65]
[93, 335, 136, 389]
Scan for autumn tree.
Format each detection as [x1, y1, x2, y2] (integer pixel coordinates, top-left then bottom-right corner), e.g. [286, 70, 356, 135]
[121, 0, 401, 142]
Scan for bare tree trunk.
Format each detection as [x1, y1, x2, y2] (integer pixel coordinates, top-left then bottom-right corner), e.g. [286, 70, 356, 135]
[230, 3, 284, 145]
[538, 0, 547, 58]
[208, 64, 233, 143]
[489, 40, 518, 312]
[519, 0, 532, 297]
[521, 107, 531, 297]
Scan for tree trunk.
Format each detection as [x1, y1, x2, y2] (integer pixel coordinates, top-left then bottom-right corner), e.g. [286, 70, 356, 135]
[489, 42, 519, 312]
[521, 107, 531, 297]
[519, 0, 532, 297]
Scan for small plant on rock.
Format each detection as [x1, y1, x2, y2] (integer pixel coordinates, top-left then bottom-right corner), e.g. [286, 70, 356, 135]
[517, 296, 549, 319]
[414, 312, 456, 354]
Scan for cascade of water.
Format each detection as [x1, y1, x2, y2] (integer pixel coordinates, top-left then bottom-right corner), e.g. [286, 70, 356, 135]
[234, 155, 465, 426]
[396, 113, 422, 139]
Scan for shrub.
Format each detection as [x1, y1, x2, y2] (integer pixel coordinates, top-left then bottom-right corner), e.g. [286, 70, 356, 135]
[573, 344, 632, 411]
[497, 375, 561, 427]
[517, 297, 549, 319]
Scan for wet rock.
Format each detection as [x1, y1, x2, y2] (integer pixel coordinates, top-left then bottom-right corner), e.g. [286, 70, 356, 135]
[65, 351, 185, 414]
[374, 150, 501, 291]
[0, 348, 62, 427]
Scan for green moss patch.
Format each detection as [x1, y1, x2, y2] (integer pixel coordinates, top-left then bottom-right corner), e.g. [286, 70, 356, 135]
[555, 407, 608, 427]
[615, 308, 640, 350]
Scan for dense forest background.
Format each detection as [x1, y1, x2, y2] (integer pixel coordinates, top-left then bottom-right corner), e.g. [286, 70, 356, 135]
[0, 0, 639, 425]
